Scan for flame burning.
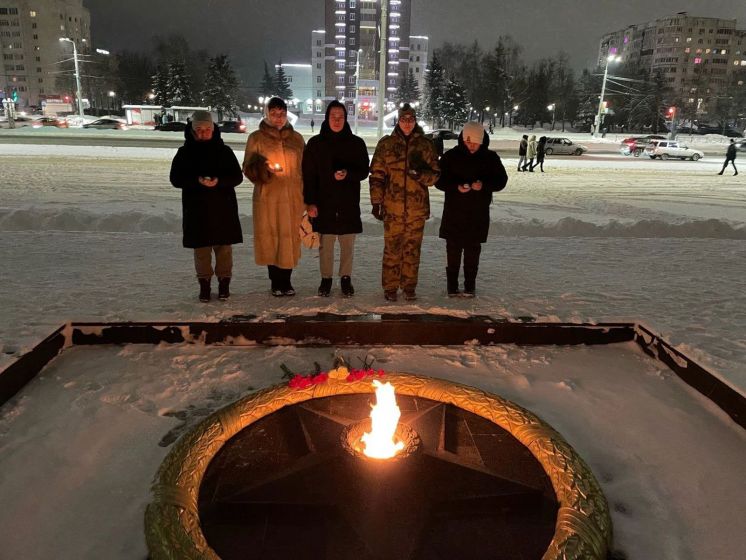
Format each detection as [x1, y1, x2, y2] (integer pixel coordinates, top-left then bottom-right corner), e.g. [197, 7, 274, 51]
[361, 380, 404, 459]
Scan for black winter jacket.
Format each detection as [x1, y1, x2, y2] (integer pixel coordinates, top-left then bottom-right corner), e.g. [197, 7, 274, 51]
[726, 143, 737, 160]
[435, 132, 508, 244]
[170, 124, 243, 248]
[302, 107, 369, 234]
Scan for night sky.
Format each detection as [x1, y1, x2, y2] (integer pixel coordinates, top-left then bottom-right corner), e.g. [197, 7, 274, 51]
[83, 0, 746, 89]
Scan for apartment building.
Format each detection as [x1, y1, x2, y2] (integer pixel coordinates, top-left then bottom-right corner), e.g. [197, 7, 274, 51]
[320, 0, 412, 119]
[598, 12, 746, 113]
[0, 0, 90, 108]
[408, 35, 428, 94]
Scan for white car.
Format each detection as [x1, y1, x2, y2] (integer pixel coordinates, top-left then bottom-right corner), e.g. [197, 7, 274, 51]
[645, 140, 704, 161]
[544, 137, 588, 156]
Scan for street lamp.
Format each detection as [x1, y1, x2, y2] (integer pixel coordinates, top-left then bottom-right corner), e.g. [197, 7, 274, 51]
[547, 103, 556, 131]
[108, 90, 116, 113]
[511, 104, 519, 127]
[59, 37, 84, 120]
[595, 54, 621, 138]
[354, 48, 362, 135]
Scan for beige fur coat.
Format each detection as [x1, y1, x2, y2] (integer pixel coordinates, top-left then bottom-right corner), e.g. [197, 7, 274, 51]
[243, 120, 305, 268]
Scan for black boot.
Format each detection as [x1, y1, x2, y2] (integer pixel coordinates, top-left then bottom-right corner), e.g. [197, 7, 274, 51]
[318, 277, 332, 297]
[282, 269, 296, 296]
[340, 275, 354, 297]
[218, 277, 230, 300]
[446, 266, 460, 297]
[463, 267, 478, 298]
[198, 278, 211, 302]
[269, 266, 283, 297]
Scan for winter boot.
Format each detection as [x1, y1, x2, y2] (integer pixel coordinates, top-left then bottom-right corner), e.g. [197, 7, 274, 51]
[340, 275, 355, 297]
[446, 266, 461, 297]
[463, 267, 478, 298]
[282, 269, 296, 297]
[318, 277, 332, 297]
[198, 278, 211, 302]
[269, 266, 283, 296]
[403, 289, 417, 301]
[218, 277, 230, 300]
[384, 290, 398, 302]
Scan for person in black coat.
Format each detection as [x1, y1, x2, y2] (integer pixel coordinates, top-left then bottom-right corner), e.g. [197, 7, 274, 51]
[718, 139, 738, 176]
[302, 100, 369, 297]
[436, 121, 508, 297]
[170, 111, 243, 302]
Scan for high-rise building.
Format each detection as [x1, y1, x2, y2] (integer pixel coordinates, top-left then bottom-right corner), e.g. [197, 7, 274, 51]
[311, 29, 325, 111]
[408, 35, 428, 95]
[320, 0, 412, 120]
[0, 0, 91, 108]
[598, 13, 746, 114]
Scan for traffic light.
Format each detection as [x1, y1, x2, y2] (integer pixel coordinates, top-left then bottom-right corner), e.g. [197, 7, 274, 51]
[668, 106, 676, 116]
[11, 88, 18, 102]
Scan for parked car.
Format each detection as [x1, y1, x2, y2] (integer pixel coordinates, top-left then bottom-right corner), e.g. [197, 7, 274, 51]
[425, 129, 459, 141]
[33, 116, 68, 128]
[155, 121, 188, 132]
[734, 140, 746, 153]
[620, 135, 666, 156]
[544, 137, 587, 156]
[644, 140, 704, 161]
[218, 120, 247, 133]
[83, 118, 127, 130]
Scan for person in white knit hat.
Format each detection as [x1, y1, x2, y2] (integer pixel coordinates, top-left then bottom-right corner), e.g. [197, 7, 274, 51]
[435, 121, 508, 297]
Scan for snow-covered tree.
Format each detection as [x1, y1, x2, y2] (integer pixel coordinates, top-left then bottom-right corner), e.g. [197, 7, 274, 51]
[423, 54, 446, 128]
[441, 77, 469, 129]
[201, 54, 240, 120]
[166, 61, 193, 106]
[274, 62, 293, 101]
[151, 66, 170, 106]
[395, 68, 421, 106]
[258, 61, 276, 99]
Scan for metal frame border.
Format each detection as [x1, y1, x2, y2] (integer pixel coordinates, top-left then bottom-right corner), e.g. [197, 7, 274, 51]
[1, 314, 743, 429]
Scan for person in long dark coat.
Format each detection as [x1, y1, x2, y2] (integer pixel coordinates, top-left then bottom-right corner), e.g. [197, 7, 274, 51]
[170, 111, 243, 302]
[435, 121, 508, 297]
[302, 100, 369, 297]
[718, 139, 738, 176]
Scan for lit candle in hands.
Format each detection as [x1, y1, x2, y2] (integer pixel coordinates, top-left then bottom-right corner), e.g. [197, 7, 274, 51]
[269, 162, 283, 173]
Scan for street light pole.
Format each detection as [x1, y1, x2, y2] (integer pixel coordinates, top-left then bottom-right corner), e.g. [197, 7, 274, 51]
[547, 103, 555, 131]
[595, 54, 620, 139]
[354, 48, 362, 135]
[376, 0, 388, 139]
[59, 37, 84, 120]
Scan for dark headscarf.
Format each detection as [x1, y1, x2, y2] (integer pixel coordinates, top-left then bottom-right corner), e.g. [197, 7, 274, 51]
[320, 100, 352, 138]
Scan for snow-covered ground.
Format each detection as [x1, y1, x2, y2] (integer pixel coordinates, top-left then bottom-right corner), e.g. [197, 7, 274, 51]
[0, 142, 745, 559]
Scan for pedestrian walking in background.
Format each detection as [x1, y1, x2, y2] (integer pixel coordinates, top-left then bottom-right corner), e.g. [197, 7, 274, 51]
[302, 100, 369, 297]
[517, 134, 528, 171]
[522, 134, 537, 171]
[530, 136, 547, 172]
[369, 103, 440, 302]
[169, 111, 244, 302]
[310, 118, 315, 133]
[718, 139, 738, 176]
[436, 122, 508, 297]
[243, 97, 306, 296]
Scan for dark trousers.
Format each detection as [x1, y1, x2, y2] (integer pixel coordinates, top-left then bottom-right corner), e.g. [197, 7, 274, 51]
[719, 158, 737, 174]
[446, 240, 481, 292]
[268, 265, 293, 290]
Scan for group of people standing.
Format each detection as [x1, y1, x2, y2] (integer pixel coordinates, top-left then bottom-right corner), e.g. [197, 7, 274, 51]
[169, 98, 508, 303]
[516, 134, 547, 172]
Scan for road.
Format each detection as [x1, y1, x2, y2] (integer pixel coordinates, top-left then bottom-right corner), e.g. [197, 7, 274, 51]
[0, 126, 730, 158]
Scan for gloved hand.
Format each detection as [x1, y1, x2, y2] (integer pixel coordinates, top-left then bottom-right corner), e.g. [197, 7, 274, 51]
[372, 203, 384, 221]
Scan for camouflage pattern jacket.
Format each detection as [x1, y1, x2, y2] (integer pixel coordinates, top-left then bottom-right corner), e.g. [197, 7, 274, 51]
[369, 125, 440, 222]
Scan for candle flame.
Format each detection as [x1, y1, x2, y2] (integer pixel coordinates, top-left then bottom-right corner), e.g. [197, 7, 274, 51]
[361, 380, 404, 459]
